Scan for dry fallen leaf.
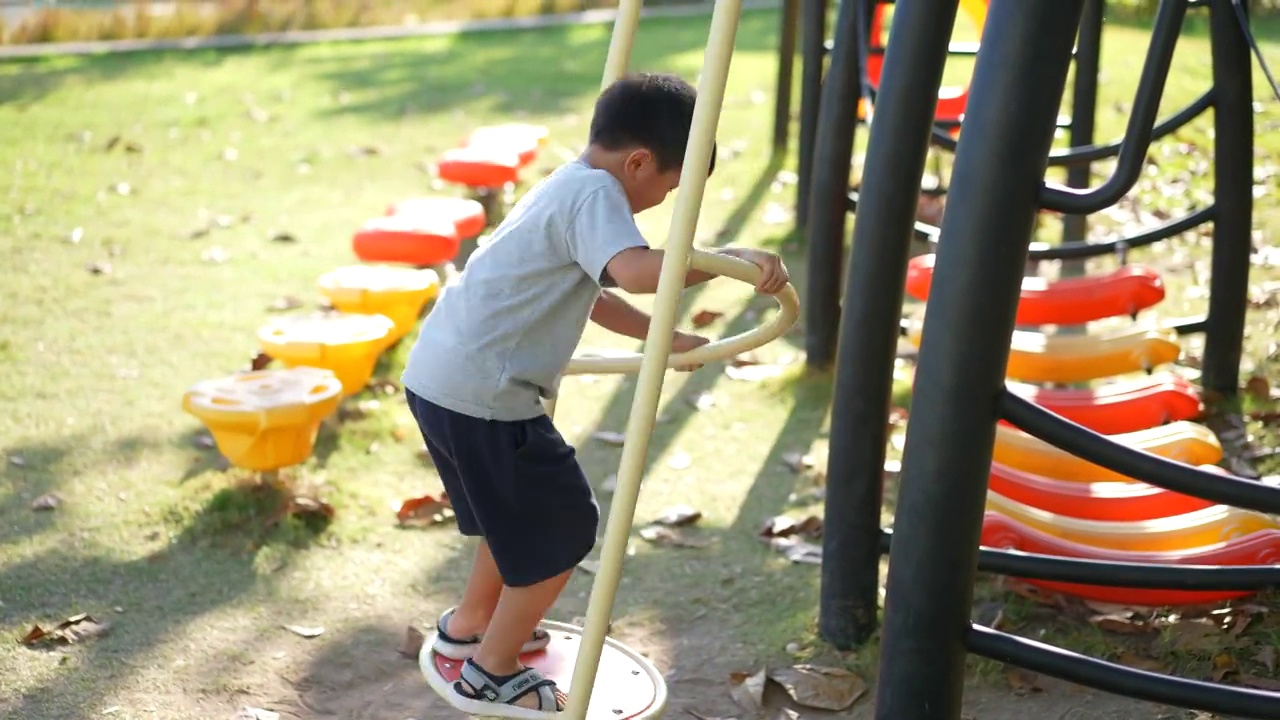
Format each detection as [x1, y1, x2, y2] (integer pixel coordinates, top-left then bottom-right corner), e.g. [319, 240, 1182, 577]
[729, 668, 767, 710]
[249, 352, 273, 371]
[8, 455, 26, 467]
[1253, 645, 1276, 672]
[759, 515, 822, 540]
[691, 309, 724, 328]
[768, 664, 867, 710]
[656, 505, 702, 527]
[687, 392, 716, 411]
[1168, 618, 1224, 653]
[1115, 651, 1170, 673]
[766, 536, 823, 565]
[1004, 666, 1043, 695]
[267, 495, 334, 529]
[1211, 652, 1237, 681]
[232, 709, 280, 720]
[1089, 612, 1152, 635]
[282, 624, 324, 638]
[591, 430, 626, 446]
[1238, 674, 1280, 691]
[19, 613, 111, 647]
[397, 625, 425, 658]
[638, 525, 710, 549]
[30, 493, 60, 511]
[396, 494, 453, 526]
[267, 296, 303, 312]
[780, 452, 814, 473]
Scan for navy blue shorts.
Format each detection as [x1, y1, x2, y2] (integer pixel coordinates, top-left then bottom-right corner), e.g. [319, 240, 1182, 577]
[406, 390, 599, 588]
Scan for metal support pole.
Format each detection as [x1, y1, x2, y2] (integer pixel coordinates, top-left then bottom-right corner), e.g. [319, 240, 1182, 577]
[1060, 0, 1103, 279]
[774, 0, 801, 155]
[795, 0, 827, 228]
[818, 0, 959, 648]
[1202, 0, 1254, 399]
[600, 0, 645, 87]
[563, 0, 743, 716]
[873, 1, 1085, 718]
[802, 0, 864, 370]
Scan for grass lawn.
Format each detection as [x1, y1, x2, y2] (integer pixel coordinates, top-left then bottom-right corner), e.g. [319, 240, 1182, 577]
[1, 5, 1279, 720]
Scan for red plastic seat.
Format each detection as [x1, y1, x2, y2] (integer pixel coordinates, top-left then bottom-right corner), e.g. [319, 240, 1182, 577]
[352, 215, 459, 267]
[465, 123, 546, 168]
[385, 197, 487, 240]
[435, 145, 521, 189]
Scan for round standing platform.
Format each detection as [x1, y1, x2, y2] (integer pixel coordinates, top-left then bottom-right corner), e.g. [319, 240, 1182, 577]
[420, 620, 666, 719]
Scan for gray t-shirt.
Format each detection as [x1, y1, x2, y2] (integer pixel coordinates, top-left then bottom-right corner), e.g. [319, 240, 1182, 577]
[401, 160, 649, 421]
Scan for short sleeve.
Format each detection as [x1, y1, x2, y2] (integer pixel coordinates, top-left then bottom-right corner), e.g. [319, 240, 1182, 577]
[566, 185, 650, 287]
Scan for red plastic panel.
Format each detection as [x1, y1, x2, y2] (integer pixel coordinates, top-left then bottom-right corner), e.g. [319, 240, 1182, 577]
[981, 512, 1280, 606]
[436, 146, 521, 188]
[430, 631, 659, 719]
[987, 461, 1219, 522]
[906, 254, 1167, 325]
[386, 196, 487, 240]
[1004, 372, 1203, 435]
[352, 215, 459, 266]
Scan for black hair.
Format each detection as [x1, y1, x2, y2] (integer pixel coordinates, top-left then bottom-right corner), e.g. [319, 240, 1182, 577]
[588, 72, 717, 175]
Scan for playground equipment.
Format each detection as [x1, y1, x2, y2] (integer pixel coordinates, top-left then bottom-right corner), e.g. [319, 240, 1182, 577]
[1003, 373, 1203, 435]
[417, 0, 800, 712]
[257, 312, 395, 396]
[985, 461, 1221, 521]
[905, 254, 1166, 325]
[386, 197, 488, 240]
[811, 0, 1280, 717]
[431, 122, 550, 223]
[991, 421, 1223, 482]
[316, 265, 441, 347]
[181, 367, 344, 471]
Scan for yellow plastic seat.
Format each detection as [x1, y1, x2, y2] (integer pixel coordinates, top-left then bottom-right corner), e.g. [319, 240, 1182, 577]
[1005, 325, 1183, 383]
[986, 491, 1278, 552]
[181, 367, 343, 471]
[257, 312, 395, 396]
[317, 265, 441, 347]
[992, 421, 1223, 482]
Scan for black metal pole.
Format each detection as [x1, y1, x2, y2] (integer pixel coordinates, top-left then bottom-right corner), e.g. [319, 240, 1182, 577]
[818, 0, 958, 649]
[795, 0, 827, 228]
[802, 0, 863, 370]
[1202, 0, 1254, 399]
[873, 0, 1086, 717]
[1060, 0, 1103, 279]
[773, 0, 801, 156]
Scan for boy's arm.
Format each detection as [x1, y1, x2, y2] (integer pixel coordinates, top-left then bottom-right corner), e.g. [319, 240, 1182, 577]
[589, 290, 652, 340]
[604, 246, 788, 295]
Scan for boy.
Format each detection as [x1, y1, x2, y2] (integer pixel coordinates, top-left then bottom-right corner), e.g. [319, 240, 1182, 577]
[402, 72, 789, 714]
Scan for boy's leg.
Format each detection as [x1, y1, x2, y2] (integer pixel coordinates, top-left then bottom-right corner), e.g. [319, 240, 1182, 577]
[444, 540, 504, 637]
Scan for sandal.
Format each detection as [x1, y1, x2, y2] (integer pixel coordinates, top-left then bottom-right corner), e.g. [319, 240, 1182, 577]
[452, 658, 565, 717]
[433, 607, 551, 660]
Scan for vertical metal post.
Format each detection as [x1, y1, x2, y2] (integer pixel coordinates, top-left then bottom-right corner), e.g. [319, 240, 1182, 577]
[1060, 0, 1103, 279]
[599, 0, 645, 87]
[795, 0, 828, 228]
[802, 0, 864, 370]
[818, 0, 959, 648]
[774, 0, 801, 155]
[873, 1, 1085, 718]
[1202, 0, 1254, 399]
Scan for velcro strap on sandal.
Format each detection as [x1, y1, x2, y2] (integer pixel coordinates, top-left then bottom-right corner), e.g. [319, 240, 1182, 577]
[459, 660, 558, 708]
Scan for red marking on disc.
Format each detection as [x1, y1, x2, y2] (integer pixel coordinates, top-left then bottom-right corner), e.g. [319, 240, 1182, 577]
[432, 631, 659, 719]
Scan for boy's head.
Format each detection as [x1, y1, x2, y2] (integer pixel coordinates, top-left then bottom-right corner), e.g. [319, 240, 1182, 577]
[587, 72, 717, 212]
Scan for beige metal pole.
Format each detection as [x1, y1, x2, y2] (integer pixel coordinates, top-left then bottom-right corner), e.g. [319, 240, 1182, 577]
[562, 0, 745, 716]
[601, 0, 646, 87]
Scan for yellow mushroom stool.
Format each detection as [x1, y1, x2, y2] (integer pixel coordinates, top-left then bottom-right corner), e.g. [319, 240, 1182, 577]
[181, 367, 344, 471]
[317, 265, 441, 348]
[986, 491, 1278, 553]
[257, 312, 395, 396]
[992, 421, 1223, 483]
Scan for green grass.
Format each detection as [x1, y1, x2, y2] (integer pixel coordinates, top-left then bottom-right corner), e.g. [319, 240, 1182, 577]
[0, 5, 1279, 719]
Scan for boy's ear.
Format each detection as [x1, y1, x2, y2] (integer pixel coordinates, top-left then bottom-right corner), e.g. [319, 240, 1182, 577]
[623, 147, 657, 175]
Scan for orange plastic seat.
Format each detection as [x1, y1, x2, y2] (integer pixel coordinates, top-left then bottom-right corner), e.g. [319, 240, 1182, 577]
[436, 145, 521, 189]
[465, 123, 547, 168]
[352, 214, 460, 267]
[386, 196, 487, 240]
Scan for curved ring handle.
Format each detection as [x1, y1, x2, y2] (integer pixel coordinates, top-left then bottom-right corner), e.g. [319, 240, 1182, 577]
[564, 249, 800, 376]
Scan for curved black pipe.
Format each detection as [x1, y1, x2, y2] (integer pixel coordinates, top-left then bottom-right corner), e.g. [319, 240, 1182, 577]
[928, 88, 1215, 166]
[1000, 392, 1280, 515]
[1037, 0, 1187, 213]
[1025, 204, 1215, 260]
[878, 529, 1280, 590]
[967, 625, 1280, 719]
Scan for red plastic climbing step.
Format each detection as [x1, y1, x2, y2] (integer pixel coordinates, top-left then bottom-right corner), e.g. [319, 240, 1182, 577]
[386, 197, 488, 240]
[352, 214, 459, 267]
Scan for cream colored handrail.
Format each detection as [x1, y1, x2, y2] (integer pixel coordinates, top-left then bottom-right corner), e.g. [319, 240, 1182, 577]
[564, 250, 800, 377]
